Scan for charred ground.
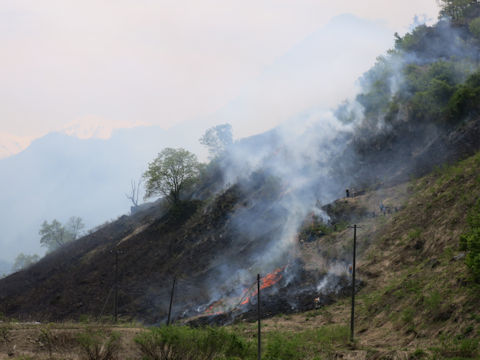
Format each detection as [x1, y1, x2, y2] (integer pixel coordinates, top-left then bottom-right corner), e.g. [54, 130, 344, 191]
[1, 117, 480, 327]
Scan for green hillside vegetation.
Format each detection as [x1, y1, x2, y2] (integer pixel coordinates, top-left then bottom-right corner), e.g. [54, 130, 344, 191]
[349, 13, 480, 161]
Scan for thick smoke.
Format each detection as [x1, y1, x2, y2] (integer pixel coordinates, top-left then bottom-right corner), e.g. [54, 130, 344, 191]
[188, 111, 354, 316]
[191, 17, 480, 317]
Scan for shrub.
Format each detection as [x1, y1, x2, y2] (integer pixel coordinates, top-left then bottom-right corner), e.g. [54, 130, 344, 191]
[460, 200, 480, 281]
[0, 325, 11, 343]
[76, 328, 120, 360]
[264, 332, 302, 360]
[469, 17, 480, 39]
[424, 291, 442, 314]
[134, 325, 252, 360]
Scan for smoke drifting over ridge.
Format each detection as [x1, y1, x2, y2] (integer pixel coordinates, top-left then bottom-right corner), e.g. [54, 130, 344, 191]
[184, 17, 480, 318]
[182, 111, 355, 318]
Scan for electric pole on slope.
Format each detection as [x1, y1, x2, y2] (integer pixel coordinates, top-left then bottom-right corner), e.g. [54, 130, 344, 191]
[257, 273, 261, 360]
[111, 247, 124, 323]
[348, 224, 361, 343]
[167, 276, 176, 326]
[114, 250, 118, 323]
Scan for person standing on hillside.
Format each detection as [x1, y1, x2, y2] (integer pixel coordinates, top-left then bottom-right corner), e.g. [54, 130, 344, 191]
[379, 202, 386, 215]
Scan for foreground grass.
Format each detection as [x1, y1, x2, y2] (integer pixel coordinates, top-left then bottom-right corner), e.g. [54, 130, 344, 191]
[134, 324, 350, 360]
[0, 321, 350, 360]
[2, 320, 477, 359]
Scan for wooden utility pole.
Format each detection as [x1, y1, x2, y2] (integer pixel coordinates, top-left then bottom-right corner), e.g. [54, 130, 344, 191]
[167, 276, 176, 325]
[114, 250, 119, 323]
[350, 224, 357, 343]
[257, 273, 261, 360]
[110, 247, 124, 323]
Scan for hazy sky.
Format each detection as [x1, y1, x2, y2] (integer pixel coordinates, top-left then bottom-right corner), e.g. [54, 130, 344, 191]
[1, 0, 440, 142]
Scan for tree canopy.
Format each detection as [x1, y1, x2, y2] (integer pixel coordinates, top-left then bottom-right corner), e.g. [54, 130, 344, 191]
[39, 217, 85, 252]
[12, 253, 40, 272]
[199, 124, 233, 159]
[439, 0, 480, 21]
[143, 148, 201, 203]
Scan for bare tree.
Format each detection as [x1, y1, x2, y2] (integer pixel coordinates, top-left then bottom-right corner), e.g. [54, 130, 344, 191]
[126, 179, 142, 207]
[66, 216, 85, 240]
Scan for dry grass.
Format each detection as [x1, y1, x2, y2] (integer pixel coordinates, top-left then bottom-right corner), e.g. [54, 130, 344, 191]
[0, 323, 143, 360]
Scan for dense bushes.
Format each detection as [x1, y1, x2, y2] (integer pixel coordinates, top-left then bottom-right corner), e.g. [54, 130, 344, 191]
[446, 71, 480, 124]
[460, 200, 480, 281]
[352, 15, 480, 157]
[134, 326, 253, 360]
[76, 327, 120, 360]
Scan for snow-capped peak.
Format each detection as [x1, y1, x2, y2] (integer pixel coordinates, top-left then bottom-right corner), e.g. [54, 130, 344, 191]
[0, 133, 34, 159]
[61, 116, 149, 140]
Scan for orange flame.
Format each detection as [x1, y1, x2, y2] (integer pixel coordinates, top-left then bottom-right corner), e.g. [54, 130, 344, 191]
[203, 299, 226, 316]
[240, 266, 286, 305]
[202, 266, 286, 315]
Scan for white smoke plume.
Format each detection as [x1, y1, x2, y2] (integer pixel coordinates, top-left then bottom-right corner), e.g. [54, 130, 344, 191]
[190, 16, 480, 317]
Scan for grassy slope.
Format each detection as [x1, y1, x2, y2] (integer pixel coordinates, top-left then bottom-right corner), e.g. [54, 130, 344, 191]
[229, 151, 480, 359]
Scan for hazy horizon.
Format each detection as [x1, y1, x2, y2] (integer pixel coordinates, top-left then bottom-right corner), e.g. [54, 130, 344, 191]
[0, 1, 440, 267]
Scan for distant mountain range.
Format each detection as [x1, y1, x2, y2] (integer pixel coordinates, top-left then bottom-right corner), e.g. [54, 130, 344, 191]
[0, 124, 206, 263]
[0, 132, 33, 159]
[0, 13, 395, 263]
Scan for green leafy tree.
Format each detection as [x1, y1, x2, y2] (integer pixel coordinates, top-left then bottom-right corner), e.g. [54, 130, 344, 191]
[469, 16, 480, 38]
[439, 0, 477, 22]
[143, 148, 201, 203]
[39, 218, 83, 252]
[12, 253, 40, 272]
[199, 124, 233, 159]
[446, 71, 480, 124]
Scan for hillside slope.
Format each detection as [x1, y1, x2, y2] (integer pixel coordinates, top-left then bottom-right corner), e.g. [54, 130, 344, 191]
[0, 175, 306, 323]
[212, 150, 480, 359]
[0, 151, 479, 359]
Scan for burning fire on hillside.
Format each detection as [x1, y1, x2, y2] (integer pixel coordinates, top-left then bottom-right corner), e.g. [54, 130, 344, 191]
[202, 265, 286, 316]
[184, 260, 362, 326]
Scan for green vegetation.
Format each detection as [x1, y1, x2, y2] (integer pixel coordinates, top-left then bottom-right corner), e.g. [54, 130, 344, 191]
[143, 148, 202, 203]
[11, 253, 39, 272]
[133, 324, 350, 360]
[439, 0, 480, 22]
[263, 326, 349, 360]
[200, 123, 233, 159]
[460, 200, 480, 281]
[0, 324, 11, 343]
[39, 216, 85, 253]
[469, 16, 480, 38]
[134, 326, 253, 360]
[76, 327, 120, 360]
[299, 221, 333, 241]
[446, 71, 480, 125]
[350, 7, 480, 159]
